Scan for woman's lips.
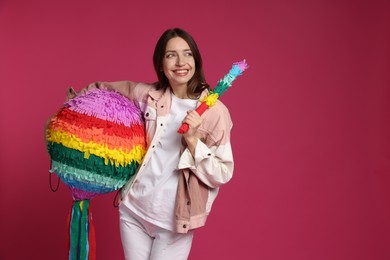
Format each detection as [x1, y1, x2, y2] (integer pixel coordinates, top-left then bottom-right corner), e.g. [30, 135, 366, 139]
[173, 69, 189, 76]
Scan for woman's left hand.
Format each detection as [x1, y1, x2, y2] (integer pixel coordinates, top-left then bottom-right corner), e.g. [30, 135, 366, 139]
[182, 110, 202, 155]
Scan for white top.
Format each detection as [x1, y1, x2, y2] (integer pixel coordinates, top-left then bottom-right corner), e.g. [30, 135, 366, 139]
[124, 93, 198, 231]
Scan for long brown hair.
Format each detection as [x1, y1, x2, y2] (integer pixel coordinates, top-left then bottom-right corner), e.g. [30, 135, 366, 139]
[153, 28, 209, 97]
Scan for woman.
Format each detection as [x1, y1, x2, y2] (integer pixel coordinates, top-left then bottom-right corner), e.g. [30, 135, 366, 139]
[69, 28, 234, 260]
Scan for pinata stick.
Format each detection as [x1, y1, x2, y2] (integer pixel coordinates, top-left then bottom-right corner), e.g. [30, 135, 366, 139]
[177, 103, 208, 134]
[178, 60, 248, 134]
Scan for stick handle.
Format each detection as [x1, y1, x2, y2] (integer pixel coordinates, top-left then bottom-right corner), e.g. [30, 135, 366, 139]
[177, 102, 209, 134]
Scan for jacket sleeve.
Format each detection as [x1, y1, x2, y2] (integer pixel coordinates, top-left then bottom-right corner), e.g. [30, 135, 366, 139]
[177, 104, 234, 188]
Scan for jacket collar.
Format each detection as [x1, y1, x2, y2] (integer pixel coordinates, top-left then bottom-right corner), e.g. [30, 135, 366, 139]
[148, 88, 165, 101]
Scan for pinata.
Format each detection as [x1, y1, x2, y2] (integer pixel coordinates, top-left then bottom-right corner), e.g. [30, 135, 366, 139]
[46, 88, 146, 260]
[178, 59, 249, 134]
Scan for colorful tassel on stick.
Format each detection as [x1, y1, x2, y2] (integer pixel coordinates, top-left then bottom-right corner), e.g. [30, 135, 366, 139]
[178, 59, 249, 134]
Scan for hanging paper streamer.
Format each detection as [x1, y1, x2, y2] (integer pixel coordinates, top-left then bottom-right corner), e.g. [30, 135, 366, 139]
[67, 200, 96, 260]
[46, 88, 146, 260]
[178, 59, 249, 134]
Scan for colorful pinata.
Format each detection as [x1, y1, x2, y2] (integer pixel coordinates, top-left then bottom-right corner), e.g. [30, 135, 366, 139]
[46, 88, 146, 260]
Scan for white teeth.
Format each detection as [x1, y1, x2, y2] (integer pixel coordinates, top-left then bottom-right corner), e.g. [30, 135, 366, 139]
[173, 69, 189, 76]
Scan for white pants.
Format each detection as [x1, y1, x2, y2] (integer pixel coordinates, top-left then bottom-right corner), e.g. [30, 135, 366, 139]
[119, 204, 194, 260]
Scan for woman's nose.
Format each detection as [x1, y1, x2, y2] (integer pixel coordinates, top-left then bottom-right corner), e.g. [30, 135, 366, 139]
[176, 55, 185, 66]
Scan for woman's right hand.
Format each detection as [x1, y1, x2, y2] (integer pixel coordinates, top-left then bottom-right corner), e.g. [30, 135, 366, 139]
[66, 87, 77, 100]
[66, 82, 102, 101]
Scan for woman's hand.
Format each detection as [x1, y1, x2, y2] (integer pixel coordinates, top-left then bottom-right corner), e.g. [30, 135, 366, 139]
[66, 87, 77, 101]
[182, 110, 202, 156]
[66, 82, 103, 101]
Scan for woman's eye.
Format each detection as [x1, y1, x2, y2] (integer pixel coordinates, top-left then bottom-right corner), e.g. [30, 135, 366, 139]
[185, 52, 193, 56]
[166, 53, 175, 58]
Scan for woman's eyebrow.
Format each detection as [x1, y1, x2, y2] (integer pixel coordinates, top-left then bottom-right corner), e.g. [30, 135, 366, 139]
[165, 49, 192, 53]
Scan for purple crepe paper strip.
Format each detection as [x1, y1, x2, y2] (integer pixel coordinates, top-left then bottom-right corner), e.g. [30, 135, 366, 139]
[66, 89, 143, 127]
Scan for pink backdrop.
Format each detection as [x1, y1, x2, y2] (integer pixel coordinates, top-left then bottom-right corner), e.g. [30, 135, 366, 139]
[1, 0, 389, 259]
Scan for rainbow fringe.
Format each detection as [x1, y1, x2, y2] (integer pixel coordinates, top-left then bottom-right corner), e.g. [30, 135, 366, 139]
[46, 89, 146, 200]
[177, 59, 249, 134]
[202, 59, 249, 107]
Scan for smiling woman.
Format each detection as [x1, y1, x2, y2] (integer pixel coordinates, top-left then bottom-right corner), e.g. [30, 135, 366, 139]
[67, 28, 234, 260]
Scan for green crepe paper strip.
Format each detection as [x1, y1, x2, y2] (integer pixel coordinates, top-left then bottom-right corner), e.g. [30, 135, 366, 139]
[48, 142, 138, 179]
[79, 200, 89, 260]
[51, 161, 127, 191]
[69, 201, 80, 259]
[70, 200, 90, 260]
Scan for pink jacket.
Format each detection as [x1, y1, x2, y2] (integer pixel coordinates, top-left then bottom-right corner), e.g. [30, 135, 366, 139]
[98, 81, 234, 233]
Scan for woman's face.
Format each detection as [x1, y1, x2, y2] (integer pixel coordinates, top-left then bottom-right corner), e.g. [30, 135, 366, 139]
[162, 37, 196, 90]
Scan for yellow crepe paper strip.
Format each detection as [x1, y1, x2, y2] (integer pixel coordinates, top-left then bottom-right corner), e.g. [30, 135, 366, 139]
[47, 129, 146, 167]
[201, 93, 219, 107]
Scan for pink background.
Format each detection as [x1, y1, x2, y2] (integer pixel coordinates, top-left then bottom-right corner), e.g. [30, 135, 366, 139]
[1, 0, 389, 259]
